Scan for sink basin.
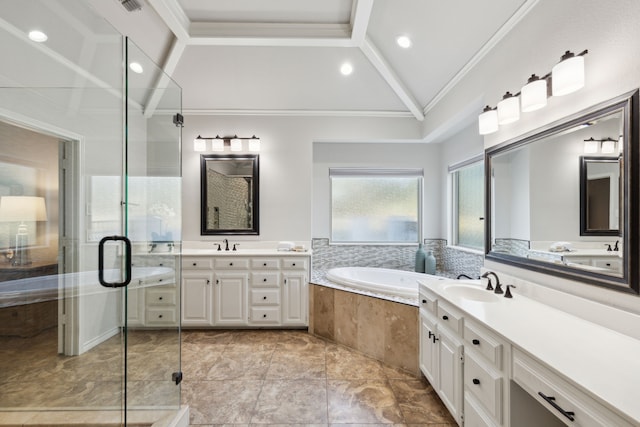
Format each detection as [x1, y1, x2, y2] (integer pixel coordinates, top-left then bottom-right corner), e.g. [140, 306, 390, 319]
[441, 284, 500, 303]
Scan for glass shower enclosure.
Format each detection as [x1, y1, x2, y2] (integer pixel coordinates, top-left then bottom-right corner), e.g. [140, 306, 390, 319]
[0, 1, 183, 425]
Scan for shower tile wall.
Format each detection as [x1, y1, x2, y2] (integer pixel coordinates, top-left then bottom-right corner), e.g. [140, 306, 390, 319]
[312, 238, 483, 279]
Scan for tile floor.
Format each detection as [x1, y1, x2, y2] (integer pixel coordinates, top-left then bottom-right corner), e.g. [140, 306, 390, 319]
[181, 329, 457, 426]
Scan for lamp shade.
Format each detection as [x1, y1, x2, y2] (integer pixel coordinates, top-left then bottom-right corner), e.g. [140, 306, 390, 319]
[248, 137, 261, 152]
[478, 106, 498, 135]
[193, 137, 206, 152]
[584, 138, 598, 154]
[552, 51, 585, 96]
[230, 138, 242, 152]
[0, 196, 48, 222]
[212, 138, 224, 152]
[497, 92, 520, 125]
[601, 138, 616, 154]
[521, 75, 547, 112]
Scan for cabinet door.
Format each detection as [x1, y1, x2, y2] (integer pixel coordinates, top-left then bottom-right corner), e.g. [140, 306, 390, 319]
[181, 272, 213, 326]
[438, 326, 463, 424]
[126, 287, 144, 326]
[419, 314, 439, 387]
[214, 272, 248, 326]
[281, 272, 307, 326]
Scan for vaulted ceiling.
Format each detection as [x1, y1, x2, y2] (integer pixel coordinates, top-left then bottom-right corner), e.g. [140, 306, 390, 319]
[91, 0, 533, 120]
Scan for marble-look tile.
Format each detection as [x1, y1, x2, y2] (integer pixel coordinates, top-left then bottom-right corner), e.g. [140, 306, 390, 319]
[204, 349, 273, 380]
[128, 351, 179, 381]
[182, 380, 262, 424]
[266, 350, 326, 379]
[251, 379, 328, 424]
[383, 303, 419, 376]
[227, 330, 280, 351]
[275, 329, 327, 353]
[334, 289, 358, 349]
[328, 380, 404, 424]
[312, 285, 335, 341]
[326, 344, 386, 380]
[383, 365, 420, 381]
[127, 379, 180, 408]
[389, 380, 456, 424]
[181, 344, 223, 380]
[356, 297, 386, 361]
[181, 330, 237, 346]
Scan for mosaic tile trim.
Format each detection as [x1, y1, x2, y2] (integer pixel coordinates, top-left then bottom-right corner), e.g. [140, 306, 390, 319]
[493, 238, 531, 258]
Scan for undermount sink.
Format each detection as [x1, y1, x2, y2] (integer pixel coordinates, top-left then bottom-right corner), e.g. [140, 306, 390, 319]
[441, 284, 500, 303]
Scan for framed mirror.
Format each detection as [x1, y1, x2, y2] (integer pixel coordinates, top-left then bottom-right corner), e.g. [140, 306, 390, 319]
[201, 154, 259, 235]
[579, 156, 620, 236]
[485, 90, 639, 294]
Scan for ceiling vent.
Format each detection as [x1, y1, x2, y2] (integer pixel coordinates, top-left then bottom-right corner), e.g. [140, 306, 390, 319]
[120, 0, 142, 12]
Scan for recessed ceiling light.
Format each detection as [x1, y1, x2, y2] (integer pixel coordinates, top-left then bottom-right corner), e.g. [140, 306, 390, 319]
[129, 62, 144, 74]
[396, 35, 412, 49]
[340, 62, 353, 76]
[28, 30, 48, 43]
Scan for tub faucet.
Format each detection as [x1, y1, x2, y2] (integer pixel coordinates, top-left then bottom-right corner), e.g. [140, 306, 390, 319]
[481, 271, 503, 293]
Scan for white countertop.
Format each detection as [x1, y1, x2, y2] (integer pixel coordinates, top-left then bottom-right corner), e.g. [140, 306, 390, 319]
[182, 248, 311, 256]
[418, 277, 640, 424]
[531, 248, 622, 258]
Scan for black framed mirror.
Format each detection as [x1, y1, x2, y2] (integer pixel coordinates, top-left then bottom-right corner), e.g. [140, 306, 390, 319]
[201, 154, 259, 235]
[579, 156, 621, 236]
[485, 90, 639, 294]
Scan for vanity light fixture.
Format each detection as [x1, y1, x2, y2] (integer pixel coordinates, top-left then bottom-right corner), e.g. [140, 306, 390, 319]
[478, 49, 588, 135]
[497, 92, 520, 125]
[478, 106, 499, 135]
[194, 135, 262, 152]
[601, 137, 617, 154]
[583, 137, 599, 154]
[552, 50, 588, 96]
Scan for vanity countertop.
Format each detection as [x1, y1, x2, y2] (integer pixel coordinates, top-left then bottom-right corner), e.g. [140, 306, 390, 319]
[531, 248, 622, 257]
[418, 276, 640, 424]
[182, 248, 311, 257]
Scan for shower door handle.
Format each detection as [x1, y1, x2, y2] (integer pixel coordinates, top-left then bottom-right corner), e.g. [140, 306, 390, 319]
[99, 235, 132, 288]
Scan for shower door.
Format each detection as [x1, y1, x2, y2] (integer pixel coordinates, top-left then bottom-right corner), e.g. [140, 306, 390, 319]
[0, 2, 182, 425]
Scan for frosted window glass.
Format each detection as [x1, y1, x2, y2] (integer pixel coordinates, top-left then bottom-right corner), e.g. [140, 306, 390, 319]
[331, 176, 420, 243]
[454, 162, 484, 250]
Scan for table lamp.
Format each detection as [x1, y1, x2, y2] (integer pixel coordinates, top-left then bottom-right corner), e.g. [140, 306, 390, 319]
[0, 196, 48, 266]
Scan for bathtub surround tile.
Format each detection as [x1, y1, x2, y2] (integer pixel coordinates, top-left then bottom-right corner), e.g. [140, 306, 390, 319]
[384, 302, 419, 376]
[312, 285, 335, 341]
[328, 379, 404, 424]
[334, 289, 358, 349]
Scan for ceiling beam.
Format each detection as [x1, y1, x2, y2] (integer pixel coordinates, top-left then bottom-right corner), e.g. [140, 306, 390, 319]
[147, 0, 190, 41]
[360, 37, 424, 121]
[350, 0, 374, 46]
[144, 37, 186, 118]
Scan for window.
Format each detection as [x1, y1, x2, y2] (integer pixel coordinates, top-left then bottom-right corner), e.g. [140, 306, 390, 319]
[450, 157, 484, 251]
[330, 168, 422, 243]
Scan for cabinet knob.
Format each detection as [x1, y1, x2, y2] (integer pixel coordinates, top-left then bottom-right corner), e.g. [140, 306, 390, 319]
[421, 299, 427, 304]
[472, 339, 480, 345]
[263, 262, 267, 266]
[263, 314, 267, 318]
[442, 315, 449, 320]
[472, 378, 480, 385]
[159, 314, 163, 319]
[206, 279, 210, 284]
[263, 296, 267, 300]
[159, 263, 163, 266]
[159, 279, 163, 282]
[159, 296, 163, 300]
[263, 278, 267, 282]
[292, 263, 296, 266]
[216, 279, 220, 284]
[192, 262, 197, 266]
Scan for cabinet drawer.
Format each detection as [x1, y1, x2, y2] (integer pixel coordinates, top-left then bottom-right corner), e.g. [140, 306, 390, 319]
[251, 258, 280, 269]
[145, 287, 176, 306]
[250, 289, 280, 306]
[250, 307, 281, 323]
[464, 394, 500, 427]
[512, 349, 634, 427]
[465, 352, 502, 423]
[214, 258, 250, 270]
[592, 257, 622, 270]
[251, 272, 280, 287]
[182, 257, 213, 270]
[282, 258, 307, 269]
[437, 302, 462, 334]
[145, 308, 177, 325]
[419, 287, 437, 316]
[464, 320, 504, 369]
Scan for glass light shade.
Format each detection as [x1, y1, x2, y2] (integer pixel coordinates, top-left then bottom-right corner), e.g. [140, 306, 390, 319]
[521, 76, 547, 112]
[584, 138, 598, 154]
[0, 196, 48, 222]
[230, 138, 242, 151]
[552, 52, 584, 96]
[478, 108, 498, 135]
[211, 138, 224, 152]
[248, 138, 261, 152]
[497, 93, 520, 125]
[193, 138, 206, 152]
[601, 139, 616, 154]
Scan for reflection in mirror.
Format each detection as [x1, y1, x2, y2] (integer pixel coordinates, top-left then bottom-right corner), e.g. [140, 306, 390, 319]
[201, 154, 259, 235]
[485, 91, 639, 293]
[580, 156, 620, 236]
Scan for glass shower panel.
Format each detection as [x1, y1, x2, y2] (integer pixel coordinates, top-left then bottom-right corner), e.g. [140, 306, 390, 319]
[124, 38, 183, 416]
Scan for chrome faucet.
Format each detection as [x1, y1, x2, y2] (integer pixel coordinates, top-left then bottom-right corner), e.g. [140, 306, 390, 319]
[481, 271, 503, 294]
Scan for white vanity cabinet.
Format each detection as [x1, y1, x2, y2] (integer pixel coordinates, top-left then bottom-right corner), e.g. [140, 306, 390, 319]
[127, 254, 179, 327]
[181, 252, 309, 328]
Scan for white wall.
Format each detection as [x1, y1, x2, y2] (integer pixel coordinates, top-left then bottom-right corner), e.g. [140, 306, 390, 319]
[182, 115, 422, 243]
[312, 142, 441, 240]
[422, 0, 640, 312]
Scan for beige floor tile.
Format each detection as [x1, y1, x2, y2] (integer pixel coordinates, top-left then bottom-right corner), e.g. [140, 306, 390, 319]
[182, 380, 262, 424]
[328, 380, 404, 424]
[326, 345, 387, 380]
[266, 349, 326, 379]
[389, 380, 456, 424]
[251, 379, 328, 424]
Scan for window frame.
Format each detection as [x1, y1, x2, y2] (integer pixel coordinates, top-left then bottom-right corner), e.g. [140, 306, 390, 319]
[329, 168, 423, 245]
[448, 155, 485, 252]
